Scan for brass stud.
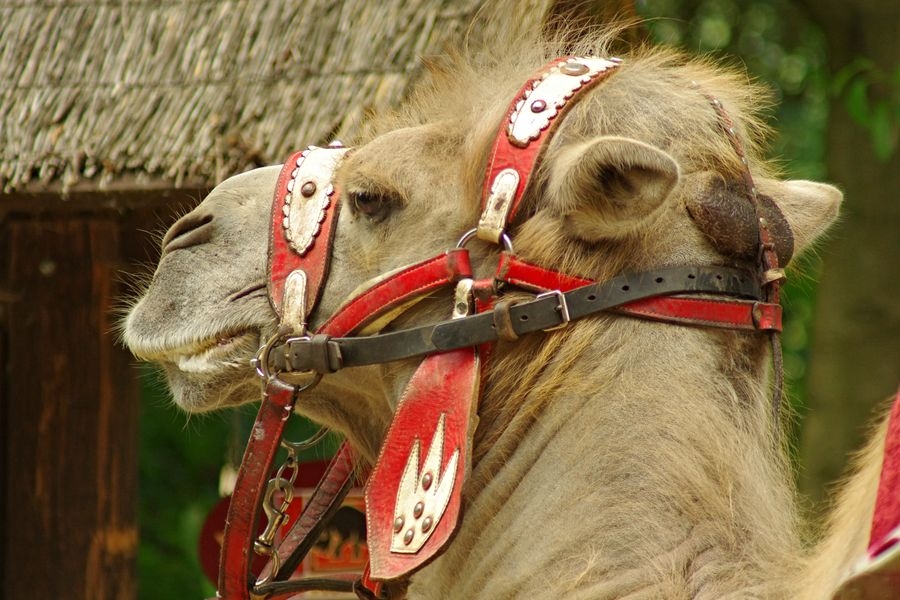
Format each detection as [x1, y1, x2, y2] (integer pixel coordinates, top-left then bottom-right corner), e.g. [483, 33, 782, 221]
[421, 516, 433, 533]
[300, 181, 317, 197]
[422, 472, 433, 490]
[393, 516, 404, 533]
[403, 529, 414, 545]
[413, 501, 424, 519]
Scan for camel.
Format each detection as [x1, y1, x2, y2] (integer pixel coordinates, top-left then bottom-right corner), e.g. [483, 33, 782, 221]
[123, 25, 898, 599]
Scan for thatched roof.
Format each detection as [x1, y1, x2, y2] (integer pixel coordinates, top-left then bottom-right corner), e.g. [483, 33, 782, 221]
[1, 0, 557, 195]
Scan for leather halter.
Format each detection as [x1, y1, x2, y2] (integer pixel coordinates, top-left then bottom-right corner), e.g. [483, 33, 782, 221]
[216, 55, 788, 600]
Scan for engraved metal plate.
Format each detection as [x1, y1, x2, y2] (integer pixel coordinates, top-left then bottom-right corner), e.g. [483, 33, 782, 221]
[282, 146, 349, 255]
[476, 168, 520, 243]
[281, 269, 308, 333]
[390, 414, 459, 554]
[508, 57, 621, 148]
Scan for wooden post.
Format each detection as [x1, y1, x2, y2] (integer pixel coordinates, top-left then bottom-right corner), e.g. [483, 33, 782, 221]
[2, 216, 139, 598]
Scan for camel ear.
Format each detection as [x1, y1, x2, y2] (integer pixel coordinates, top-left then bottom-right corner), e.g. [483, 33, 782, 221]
[547, 136, 680, 240]
[754, 178, 842, 254]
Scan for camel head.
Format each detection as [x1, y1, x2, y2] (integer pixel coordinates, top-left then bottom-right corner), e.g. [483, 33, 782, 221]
[123, 41, 842, 461]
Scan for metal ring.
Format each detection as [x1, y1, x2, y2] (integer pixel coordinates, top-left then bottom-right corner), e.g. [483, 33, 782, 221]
[455, 228, 515, 254]
[252, 333, 285, 380]
[281, 426, 331, 454]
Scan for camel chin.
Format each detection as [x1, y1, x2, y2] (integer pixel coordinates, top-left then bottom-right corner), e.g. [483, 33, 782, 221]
[162, 357, 262, 413]
[159, 331, 262, 412]
[127, 324, 265, 412]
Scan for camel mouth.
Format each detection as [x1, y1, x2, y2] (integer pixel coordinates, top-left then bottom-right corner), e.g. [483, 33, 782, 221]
[133, 330, 260, 372]
[172, 330, 260, 374]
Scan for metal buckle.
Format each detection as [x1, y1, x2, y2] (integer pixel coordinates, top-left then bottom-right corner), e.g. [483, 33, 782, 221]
[252, 333, 322, 389]
[536, 289, 571, 331]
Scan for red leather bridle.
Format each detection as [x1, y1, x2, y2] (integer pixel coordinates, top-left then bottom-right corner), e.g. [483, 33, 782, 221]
[214, 56, 786, 600]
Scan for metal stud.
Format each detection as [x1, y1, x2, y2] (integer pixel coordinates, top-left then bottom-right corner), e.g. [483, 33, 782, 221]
[393, 516, 404, 533]
[300, 181, 316, 197]
[421, 516, 433, 533]
[403, 529, 414, 545]
[413, 501, 424, 519]
[422, 472, 433, 490]
[560, 62, 589, 76]
[530, 99, 547, 113]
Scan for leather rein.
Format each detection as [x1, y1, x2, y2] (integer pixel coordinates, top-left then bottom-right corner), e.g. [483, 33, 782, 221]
[214, 56, 786, 600]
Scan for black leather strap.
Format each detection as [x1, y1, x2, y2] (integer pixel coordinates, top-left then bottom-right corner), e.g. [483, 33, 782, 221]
[271, 265, 760, 374]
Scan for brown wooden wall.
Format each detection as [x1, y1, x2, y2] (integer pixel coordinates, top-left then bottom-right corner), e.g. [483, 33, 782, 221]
[1, 190, 198, 599]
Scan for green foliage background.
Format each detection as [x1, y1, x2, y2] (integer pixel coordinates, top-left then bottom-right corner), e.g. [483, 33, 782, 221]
[138, 1, 837, 597]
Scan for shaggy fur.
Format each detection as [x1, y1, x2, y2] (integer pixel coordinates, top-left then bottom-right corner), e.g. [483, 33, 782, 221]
[123, 23, 886, 600]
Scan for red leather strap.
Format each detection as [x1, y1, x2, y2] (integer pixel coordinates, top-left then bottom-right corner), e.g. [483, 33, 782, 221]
[497, 253, 781, 331]
[479, 57, 620, 239]
[318, 249, 472, 336]
[357, 564, 385, 599]
[218, 383, 297, 598]
[268, 147, 348, 322]
[496, 251, 593, 292]
[617, 296, 781, 331]
[871, 388, 900, 554]
[365, 348, 480, 581]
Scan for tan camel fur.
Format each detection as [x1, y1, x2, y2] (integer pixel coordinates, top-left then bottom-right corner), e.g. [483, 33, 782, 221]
[124, 26, 891, 599]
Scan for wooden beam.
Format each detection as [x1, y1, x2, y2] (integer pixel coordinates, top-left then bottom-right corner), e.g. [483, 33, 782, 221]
[1, 181, 205, 220]
[3, 215, 140, 598]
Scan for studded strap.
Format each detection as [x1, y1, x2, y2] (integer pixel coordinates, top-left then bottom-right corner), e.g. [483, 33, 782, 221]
[477, 56, 621, 243]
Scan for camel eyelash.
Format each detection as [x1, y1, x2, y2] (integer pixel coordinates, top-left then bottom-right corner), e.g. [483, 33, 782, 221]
[347, 189, 400, 222]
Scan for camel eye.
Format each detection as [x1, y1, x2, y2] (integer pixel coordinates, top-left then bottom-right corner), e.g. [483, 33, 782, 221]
[349, 190, 394, 222]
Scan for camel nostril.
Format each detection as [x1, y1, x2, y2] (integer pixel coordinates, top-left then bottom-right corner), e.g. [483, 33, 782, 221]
[161, 212, 214, 255]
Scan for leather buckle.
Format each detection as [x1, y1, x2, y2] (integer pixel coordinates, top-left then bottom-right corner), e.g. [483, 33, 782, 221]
[287, 334, 343, 374]
[535, 289, 571, 331]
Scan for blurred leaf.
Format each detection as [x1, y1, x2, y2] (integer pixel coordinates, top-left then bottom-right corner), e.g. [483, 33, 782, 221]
[844, 79, 871, 126]
[831, 57, 874, 96]
[870, 102, 897, 161]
